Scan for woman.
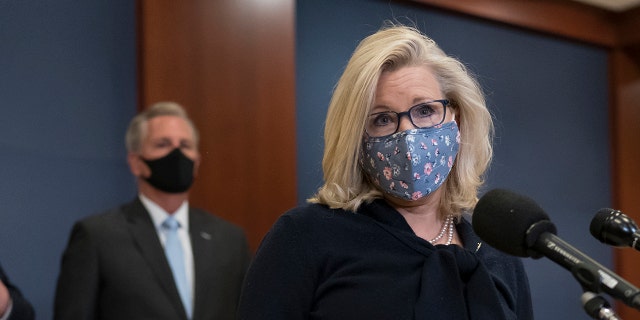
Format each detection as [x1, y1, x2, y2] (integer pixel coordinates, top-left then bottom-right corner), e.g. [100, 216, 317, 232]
[238, 24, 533, 319]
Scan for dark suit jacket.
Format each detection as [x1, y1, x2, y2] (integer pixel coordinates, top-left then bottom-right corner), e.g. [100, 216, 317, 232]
[54, 198, 251, 320]
[0, 263, 35, 320]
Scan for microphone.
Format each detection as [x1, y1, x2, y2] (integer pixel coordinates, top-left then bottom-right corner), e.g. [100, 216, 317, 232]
[581, 291, 622, 320]
[472, 189, 640, 310]
[590, 208, 640, 251]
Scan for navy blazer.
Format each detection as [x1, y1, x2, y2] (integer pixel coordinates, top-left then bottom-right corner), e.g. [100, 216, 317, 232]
[54, 198, 251, 320]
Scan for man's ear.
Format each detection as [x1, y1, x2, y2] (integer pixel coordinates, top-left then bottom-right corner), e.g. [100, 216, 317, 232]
[192, 152, 201, 177]
[127, 152, 148, 178]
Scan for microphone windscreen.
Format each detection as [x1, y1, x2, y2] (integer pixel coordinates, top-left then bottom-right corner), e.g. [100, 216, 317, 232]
[589, 208, 615, 242]
[472, 189, 555, 257]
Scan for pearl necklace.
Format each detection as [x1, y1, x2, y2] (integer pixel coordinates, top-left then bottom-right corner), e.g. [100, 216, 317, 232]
[428, 214, 454, 245]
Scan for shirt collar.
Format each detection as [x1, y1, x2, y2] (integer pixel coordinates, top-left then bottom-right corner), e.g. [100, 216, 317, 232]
[139, 194, 189, 232]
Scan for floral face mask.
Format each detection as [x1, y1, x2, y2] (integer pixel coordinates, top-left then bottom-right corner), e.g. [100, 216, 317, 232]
[360, 121, 460, 201]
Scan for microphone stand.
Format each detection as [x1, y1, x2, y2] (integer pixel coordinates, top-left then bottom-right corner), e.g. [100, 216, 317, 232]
[582, 291, 622, 320]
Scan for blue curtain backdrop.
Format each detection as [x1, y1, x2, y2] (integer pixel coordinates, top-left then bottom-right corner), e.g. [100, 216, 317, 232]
[296, 1, 611, 319]
[0, 1, 137, 319]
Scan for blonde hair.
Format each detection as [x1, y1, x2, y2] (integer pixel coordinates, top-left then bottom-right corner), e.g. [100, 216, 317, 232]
[125, 101, 199, 153]
[309, 24, 493, 219]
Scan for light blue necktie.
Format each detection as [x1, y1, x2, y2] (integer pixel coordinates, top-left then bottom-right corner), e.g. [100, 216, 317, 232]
[162, 216, 192, 319]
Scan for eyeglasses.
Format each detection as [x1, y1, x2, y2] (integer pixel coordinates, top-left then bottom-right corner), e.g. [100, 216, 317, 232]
[365, 99, 449, 138]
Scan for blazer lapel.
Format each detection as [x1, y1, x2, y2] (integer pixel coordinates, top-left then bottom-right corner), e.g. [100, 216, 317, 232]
[190, 210, 205, 318]
[125, 198, 187, 320]
[189, 209, 220, 318]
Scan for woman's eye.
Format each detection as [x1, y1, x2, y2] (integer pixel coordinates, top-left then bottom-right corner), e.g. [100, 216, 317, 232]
[373, 113, 395, 126]
[414, 104, 435, 117]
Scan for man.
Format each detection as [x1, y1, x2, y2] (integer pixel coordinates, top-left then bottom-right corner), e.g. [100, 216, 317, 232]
[0, 264, 34, 320]
[54, 102, 251, 320]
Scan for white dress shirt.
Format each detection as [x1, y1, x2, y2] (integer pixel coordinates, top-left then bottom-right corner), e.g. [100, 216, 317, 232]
[0, 298, 13, 320]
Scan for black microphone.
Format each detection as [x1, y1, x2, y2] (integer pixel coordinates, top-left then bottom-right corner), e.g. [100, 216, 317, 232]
[590, 208, 640, 251]
[472, 189, 640, 310]
[581, 291, 622, 320]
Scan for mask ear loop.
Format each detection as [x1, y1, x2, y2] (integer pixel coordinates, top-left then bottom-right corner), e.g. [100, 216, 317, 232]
[443, 99, 455, 124]
[450, 103, 458, 124]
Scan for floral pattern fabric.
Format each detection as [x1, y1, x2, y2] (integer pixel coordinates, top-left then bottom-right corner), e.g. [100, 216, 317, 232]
[360, 121, 460, 200]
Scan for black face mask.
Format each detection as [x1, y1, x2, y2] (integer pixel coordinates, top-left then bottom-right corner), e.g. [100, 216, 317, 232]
[142, 148, 195, 193]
